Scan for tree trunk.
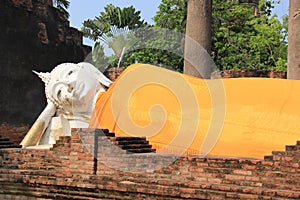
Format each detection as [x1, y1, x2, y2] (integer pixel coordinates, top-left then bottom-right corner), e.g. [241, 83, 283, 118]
[287, 0, 300, 79]
[184, 0, 212, 79]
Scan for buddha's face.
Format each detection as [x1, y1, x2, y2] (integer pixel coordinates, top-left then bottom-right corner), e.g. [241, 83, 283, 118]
[46, 63, 104, 114]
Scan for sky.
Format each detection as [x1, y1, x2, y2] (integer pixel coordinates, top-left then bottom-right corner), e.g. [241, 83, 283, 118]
[68, 0, 289, 47]
[68, 0, 161, 46]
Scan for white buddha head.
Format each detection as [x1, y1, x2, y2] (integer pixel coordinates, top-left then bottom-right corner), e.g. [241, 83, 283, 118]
[34, 62, 112, 114]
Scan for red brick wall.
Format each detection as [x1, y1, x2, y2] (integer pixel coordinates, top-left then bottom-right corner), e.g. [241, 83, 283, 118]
[211, 69, 287, 79]
[104, 67, 125, 81]
[0, 128, 300, 199]
[0, 0, 91, 125]
[105, 68, 287, 81]
[0, 123, 29, 144]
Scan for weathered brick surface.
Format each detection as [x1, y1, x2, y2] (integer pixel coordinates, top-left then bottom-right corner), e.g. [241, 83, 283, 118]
[104, 67, 125, 81]
[0, 129, 300, 199]
[0, 0, 91, 125]
[211, 69, 287, 79]
[0, 123, 30, 144]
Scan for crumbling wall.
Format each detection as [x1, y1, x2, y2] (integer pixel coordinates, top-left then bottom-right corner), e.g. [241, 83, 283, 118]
[211, 69, 287, 79]
[0, 0, 91, 125]
[0, 123, 29, 144]
[0, 128, 299, 199]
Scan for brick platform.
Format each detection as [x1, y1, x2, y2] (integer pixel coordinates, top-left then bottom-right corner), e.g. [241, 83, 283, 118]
[211, 69, 287, 79]
[0, 128, 299, 199]
[0, 138, 21, 149]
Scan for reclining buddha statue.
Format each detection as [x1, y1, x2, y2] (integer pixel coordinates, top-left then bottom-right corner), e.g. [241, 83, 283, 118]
[21, 62, 300, 159]
[21, 62, 112, 148]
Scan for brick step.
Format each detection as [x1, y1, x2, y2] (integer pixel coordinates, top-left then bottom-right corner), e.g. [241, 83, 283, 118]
[2, 177, 300, 199]
[105, 132, 116, 137]
[112, 140, 149, 145]
[264, 155, 273, 161]
[95, 129, 116, 137]
[0, 137, 21, 149]
[119, 143, 152, 150]
[0, 144, 22, 149]
[0, 140, 14, 145]
[265, 143, 300, 160]
[94, 128, 156, 154]
[0, 138, 9, 142]
[272, 151, 286, 155]
[126, 148, 156, 153]
[119, 144, 152, 150]
[286, 145, 300, 151]
[110, 136, 155, 153]
[133, 179, 300, 199]
[111, 136, 146, 141]
[0, 169, 64, 177]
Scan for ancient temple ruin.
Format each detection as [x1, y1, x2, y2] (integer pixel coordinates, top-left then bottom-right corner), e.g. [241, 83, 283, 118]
[0, 1, 300, 199]
[0, 0, 91, 125]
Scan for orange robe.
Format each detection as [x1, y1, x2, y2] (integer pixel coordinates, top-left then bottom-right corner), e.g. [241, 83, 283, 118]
[90, 64, 300, 159]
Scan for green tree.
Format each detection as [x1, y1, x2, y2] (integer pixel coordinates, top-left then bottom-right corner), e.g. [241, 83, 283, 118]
[53, 0, 70, 18]
[153, 0, 287, 71]
[122, 28, 184, 72]
[119, 9, 186, 71]
[99, 27, 137, 59]
[153, 0, 187, 32]
[81, 4, 146, 68]
[82, 4, 146, 41]
[92, 42, 109, 71]
[212, 0, 287, 70]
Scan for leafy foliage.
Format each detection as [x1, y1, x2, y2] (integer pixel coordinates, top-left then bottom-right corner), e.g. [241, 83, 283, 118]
[212, 0, 287, 70]
[92, 42, 109, 71]
[153, 0, 187, 32]
[81, 4, 146, 41]
[82, 0, 287, 72]
[99, 27, 137, 59]
[81, 4, 147, 69]
[153, 0, 287, 71]
[122, 28, 184, 72]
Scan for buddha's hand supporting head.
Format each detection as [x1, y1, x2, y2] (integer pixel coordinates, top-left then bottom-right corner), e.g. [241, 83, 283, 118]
[34, 62, 112, 115]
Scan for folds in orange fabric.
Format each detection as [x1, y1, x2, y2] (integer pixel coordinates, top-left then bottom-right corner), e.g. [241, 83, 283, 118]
[90, 64, 300, 159]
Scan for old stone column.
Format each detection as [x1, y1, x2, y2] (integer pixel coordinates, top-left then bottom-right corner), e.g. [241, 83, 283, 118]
[287, 0, 300, 79]
[184, 0, 212, 79]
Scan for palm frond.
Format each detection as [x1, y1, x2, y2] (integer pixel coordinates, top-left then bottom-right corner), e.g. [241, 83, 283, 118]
[53, 0, 70, 18]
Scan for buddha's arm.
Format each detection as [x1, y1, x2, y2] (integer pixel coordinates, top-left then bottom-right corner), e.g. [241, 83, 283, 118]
[20, 101, 56, 148]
